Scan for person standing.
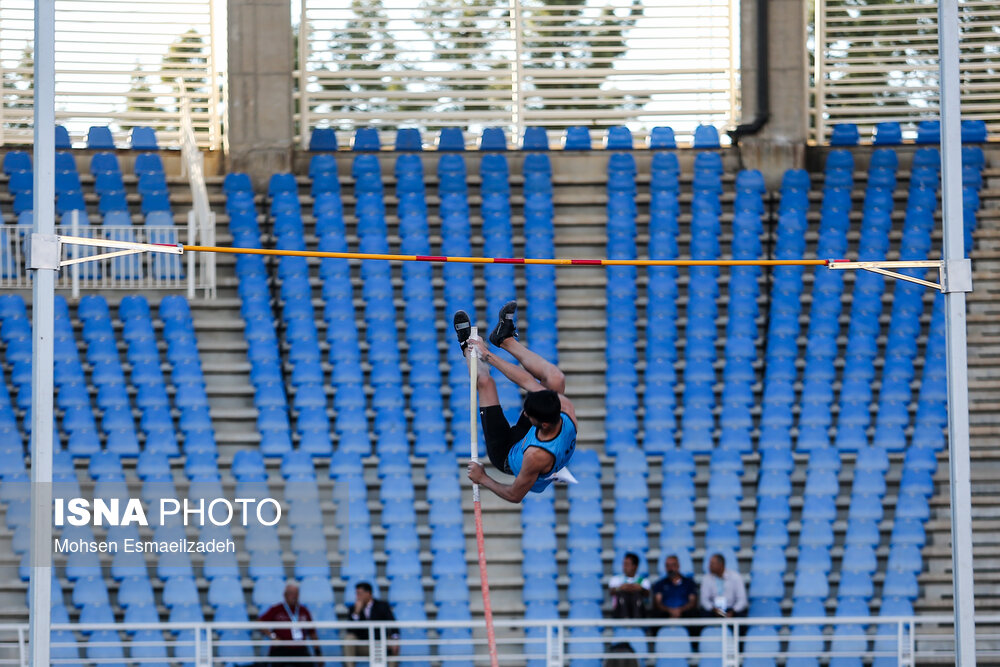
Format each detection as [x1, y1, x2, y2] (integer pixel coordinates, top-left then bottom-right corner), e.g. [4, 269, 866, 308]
[259, 582, 317, 667]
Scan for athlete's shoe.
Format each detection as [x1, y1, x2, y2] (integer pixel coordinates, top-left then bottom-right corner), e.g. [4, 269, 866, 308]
[453, 310, 472, 352]
[489, 300, 519, 346]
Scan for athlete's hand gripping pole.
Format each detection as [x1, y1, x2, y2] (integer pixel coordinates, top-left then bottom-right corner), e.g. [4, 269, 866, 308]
[468, 327, 500, 667]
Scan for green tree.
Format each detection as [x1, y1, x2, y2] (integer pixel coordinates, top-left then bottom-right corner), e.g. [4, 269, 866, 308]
[817, 0, 1000, 129]
[162, 29, 211, 117]
[2, 45, 34, 131]
[323, 0, 405, 123]
[122, 65, 160, 131]
[418, 0, 512, 122]
[519, 0, 643, 112]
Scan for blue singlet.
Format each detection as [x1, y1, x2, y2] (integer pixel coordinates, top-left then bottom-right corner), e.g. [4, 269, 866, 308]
[506, 413, 577, 493]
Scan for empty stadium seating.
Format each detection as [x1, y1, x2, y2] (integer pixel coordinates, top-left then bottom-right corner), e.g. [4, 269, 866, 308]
[0, 121, 994, 664]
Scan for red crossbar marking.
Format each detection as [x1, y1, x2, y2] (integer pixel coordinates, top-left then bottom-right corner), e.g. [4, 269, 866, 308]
[494, 257, 524, 264]
[572, 259, 603, 265]
[416, 255, 448, 262]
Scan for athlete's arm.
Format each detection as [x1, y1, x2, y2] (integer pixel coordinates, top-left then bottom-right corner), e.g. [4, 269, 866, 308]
[557, 394, 577, 426]
[467, 447, 553, 503]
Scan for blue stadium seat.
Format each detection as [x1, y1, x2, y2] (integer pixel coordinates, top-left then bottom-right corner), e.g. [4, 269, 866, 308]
[437, 127, 466, 151]
[563, 126, 592, 150]
[873, 122, 902, 145]
[87, 126, 115, 149]
[480, 127, 507, 151]
[693, 125, 721, 148]
[522, 126, 549, 150]
[395, 127, 422, 151]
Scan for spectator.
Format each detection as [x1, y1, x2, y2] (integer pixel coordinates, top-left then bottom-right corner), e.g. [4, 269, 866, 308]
[608, 552, 651, 618]
[258, 582, 317, 667]
[344, 582, 399, 660]
[652, 555, 698, 620]
[699, 553, 748, 618]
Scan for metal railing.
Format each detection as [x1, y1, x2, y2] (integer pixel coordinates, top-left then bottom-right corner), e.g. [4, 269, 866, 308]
[0, 0, 224, 149]
[4, 615, 1000, 666]
[176, 78, 217, 299]
[811, 0, 1000, 143]
[0, 221, 213, 296]
[295, 0, 738, 148]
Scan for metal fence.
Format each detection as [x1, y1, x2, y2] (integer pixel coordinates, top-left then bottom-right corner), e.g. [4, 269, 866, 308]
[812, 0, 1000, 143]
[0, 221, 213, 297]
[4, 615, 1000, 666]
[0, 0, 224, 149]
[295, 0, 738, 148]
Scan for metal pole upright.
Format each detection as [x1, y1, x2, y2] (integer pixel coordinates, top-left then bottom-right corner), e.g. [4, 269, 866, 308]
[28, 0, 56, 665]
[938, 0, 976, 663]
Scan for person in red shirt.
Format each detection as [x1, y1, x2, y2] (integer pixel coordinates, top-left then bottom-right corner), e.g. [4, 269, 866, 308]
[258, 583, 317, 666]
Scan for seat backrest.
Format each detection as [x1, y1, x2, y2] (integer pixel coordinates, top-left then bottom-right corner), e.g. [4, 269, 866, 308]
[130, 126, 159, 150]
[87, 126, 116, 149]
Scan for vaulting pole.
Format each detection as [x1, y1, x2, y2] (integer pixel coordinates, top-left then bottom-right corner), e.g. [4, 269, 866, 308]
[468, 327, 500, 667]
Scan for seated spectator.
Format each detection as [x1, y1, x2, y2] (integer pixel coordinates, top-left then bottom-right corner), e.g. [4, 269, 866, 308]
[608, 552, 651, 618]
[344, 581, 399, 659]
[652, 554, 698, 620]
[259, 582, 317, 666]
[699, 553, 748, 618]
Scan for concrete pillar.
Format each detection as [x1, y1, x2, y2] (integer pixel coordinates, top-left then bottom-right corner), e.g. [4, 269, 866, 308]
[227, 0, 294, 190]
[739, 0, 809, 186]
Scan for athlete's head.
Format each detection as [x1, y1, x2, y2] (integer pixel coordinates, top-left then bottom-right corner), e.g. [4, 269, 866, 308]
[523, 389, 561, 427]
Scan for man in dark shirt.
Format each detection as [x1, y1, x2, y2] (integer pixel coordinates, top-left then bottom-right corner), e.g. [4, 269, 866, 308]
[344, 581, 399, 660]
[258, 582, 317, 667]
[652, 555, 698, 620]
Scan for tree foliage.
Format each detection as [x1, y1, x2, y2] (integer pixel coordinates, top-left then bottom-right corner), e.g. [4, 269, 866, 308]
[519, 0, 643, 112]
[2, 46, 34, 131]
[322, 0, 405, 119]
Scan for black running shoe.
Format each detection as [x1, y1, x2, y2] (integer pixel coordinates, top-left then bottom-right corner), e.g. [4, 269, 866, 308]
[453, 310, 472, 351]
[489, 300, 519, 346]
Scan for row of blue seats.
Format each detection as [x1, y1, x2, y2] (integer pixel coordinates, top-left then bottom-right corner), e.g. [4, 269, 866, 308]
[3, 150, 168, 217]
[309, 124, 725, 152]
[829, 119, 988, 146]
[15, 125, 162, 151]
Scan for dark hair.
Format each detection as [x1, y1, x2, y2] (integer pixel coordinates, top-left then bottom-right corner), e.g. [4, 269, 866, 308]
[624, 552, 640, 567]
[711, 553, 725, 567]
[355, 582, 373, 594]
[523, 389, 560, 424]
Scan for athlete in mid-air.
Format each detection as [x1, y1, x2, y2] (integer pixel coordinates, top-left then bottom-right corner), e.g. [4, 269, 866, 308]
[454, 301, 577, 503]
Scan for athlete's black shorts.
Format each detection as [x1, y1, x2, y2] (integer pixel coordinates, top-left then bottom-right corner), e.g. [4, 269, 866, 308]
[479, 405, 531, 475]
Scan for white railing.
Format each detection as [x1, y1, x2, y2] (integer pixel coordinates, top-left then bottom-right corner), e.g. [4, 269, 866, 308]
[0, 222, 213, 297]
[176, 79, 217, 299]
[811, 0, 1000, 143]
[296, 0, 738, 148]
[0, 0, 224, 149]
[7, 615, 1000, 665]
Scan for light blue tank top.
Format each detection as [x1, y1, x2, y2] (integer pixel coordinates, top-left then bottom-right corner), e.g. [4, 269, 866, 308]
[507, 413, 577, 493]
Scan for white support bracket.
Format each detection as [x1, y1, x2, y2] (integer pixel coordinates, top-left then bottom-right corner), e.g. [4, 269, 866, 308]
[27, 233, 61, 271]
[827, 259, 948, 291]
[33, 233, 184, 270]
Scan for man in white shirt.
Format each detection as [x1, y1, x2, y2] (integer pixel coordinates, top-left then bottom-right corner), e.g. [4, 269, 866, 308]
[699, 553, 748, 617]
[608, 552, 651, 618]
